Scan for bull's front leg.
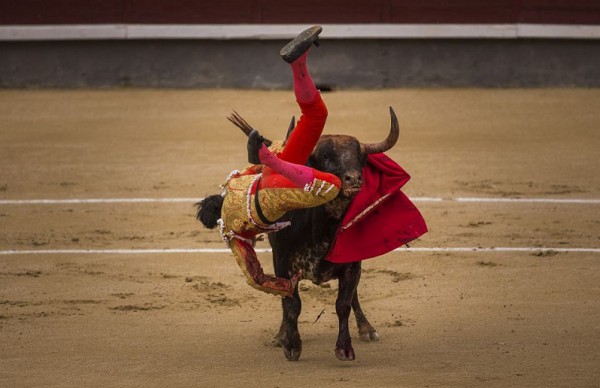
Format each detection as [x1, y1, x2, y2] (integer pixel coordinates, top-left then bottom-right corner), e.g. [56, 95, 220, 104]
[280, 289, 302, 361]
[335, 262, 361, 361]
[271, 249, 303, 361]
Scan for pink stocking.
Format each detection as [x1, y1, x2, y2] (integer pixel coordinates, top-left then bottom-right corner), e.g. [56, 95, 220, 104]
[291, 51, 318, 104]
[259, 144, 314, 188]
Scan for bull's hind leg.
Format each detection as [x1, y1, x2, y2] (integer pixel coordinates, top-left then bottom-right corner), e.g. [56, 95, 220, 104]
[335, 262, 361, 361]
[352, 290, 379, 342]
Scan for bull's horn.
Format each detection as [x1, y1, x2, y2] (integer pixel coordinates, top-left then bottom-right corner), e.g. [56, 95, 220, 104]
[283, 116, 296, 145]
[361, 107, 400, 155]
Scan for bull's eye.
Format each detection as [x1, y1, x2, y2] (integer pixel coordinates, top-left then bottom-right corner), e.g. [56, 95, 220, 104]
[322, 153, 329, 160]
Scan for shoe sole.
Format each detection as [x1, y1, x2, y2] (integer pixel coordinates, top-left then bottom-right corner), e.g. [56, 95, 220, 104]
[280, 26, 322, 63]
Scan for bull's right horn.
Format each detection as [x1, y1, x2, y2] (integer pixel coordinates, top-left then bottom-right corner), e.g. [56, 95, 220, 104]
[361, 107, 400, 155]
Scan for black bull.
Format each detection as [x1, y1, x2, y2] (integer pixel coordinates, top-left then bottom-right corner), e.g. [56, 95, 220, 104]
[236, 107, 400, 361]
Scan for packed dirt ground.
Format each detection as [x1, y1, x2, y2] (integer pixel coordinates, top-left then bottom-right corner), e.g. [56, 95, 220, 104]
[1, 89, 599, 387]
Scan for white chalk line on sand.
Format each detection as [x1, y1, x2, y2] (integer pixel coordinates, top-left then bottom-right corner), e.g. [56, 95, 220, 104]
[1, 196, 600, 205]
[0, 198, 200, 205]
[1, 247, 599, 255]
[1, 197, 598, 255]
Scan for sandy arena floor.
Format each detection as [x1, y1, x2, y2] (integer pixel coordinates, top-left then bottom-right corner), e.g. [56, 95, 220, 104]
[1, 89, 599, 387]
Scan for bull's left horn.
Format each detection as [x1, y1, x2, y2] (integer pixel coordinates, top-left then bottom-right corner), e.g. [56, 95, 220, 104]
[282, 116, 296, 146]
[361, 107, 400, 155]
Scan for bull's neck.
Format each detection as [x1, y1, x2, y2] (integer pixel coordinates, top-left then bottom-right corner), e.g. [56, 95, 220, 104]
[323, 196, 353, 220]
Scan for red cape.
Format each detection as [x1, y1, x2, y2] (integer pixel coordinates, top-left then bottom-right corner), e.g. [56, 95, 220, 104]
[325, 153, 428, 264]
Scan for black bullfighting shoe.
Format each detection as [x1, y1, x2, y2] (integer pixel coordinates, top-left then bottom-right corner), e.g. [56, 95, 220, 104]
[280, 25, 322, 63]
[247, 129, 266, 165]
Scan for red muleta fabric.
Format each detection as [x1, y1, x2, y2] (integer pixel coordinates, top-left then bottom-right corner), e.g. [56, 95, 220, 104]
[325, 153, 428, 264]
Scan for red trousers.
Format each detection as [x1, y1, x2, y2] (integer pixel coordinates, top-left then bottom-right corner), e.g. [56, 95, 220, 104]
[261, 95, 339, 189]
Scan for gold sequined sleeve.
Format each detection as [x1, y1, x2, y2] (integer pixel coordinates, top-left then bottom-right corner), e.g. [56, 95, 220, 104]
[229, 238, 296, 298]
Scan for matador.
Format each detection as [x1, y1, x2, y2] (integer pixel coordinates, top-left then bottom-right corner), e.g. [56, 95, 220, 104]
[197, 26, 341, 297]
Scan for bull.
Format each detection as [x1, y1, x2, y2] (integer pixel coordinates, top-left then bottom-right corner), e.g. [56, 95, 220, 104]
[234, 107, 400, 361]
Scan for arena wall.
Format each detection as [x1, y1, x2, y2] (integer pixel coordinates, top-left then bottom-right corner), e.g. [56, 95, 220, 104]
[1, 1, 598, 88]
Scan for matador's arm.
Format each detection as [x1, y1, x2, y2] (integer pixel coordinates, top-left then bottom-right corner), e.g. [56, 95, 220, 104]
[229, 238, 301, 298]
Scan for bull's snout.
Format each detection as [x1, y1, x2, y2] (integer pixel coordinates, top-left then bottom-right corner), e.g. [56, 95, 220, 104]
[342, 171, 363, 197]
[344, 171, 363, 187]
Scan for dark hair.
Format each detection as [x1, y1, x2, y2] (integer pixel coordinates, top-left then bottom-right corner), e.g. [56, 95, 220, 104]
[196, 194, 224, 229]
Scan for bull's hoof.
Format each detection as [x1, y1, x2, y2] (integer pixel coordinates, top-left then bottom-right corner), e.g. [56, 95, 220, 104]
[281, 332, 302, 361]
[335, 346, 356, 361]
[283, 342, 302, 361]
[359, 329, 379, 342]
[272, 333, 283, 348]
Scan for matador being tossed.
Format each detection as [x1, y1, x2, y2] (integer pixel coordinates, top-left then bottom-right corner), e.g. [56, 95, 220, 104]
[197, 26, 341, 297]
